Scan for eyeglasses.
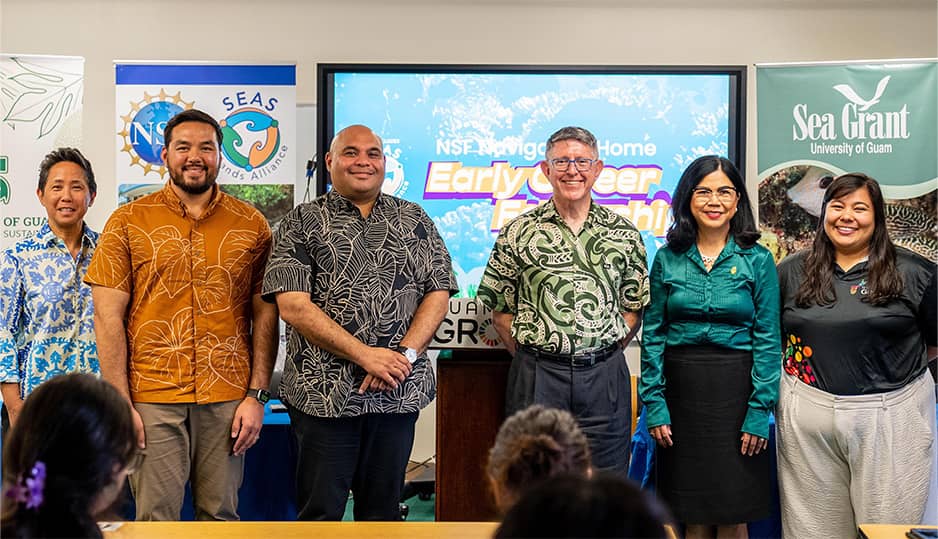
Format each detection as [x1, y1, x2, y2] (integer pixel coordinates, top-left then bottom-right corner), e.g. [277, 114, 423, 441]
[692, 187, 738, 203]
[125, 450, 146, 475]
[548, 158, 596, 172]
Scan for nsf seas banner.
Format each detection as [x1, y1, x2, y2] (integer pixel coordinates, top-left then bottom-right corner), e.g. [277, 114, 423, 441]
[1, 55, 84, 250]
[757, 60, 937, 262]
[115, 63, 296, 225]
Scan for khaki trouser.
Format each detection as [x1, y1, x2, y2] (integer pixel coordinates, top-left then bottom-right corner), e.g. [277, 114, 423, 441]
[777, 372, 936, 539]
[129, 400, 244, 521]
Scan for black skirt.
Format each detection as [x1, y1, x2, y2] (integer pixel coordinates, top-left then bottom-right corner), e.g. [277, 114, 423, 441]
[654, 345, 771, 525]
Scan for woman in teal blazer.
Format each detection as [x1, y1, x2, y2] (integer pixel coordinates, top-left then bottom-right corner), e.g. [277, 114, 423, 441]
[639, 156, 780, 539]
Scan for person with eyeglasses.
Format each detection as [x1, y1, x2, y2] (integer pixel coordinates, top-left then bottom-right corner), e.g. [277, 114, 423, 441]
[1, 373, 140, 538]
[478, 126, 650, 476]
[639, 155, 780, 539]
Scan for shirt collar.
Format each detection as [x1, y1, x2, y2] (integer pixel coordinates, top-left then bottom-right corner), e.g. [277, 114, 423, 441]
[38, 222, 97, 249]
[538, 198, 600, 229]
[687, 236, 742, 265]
[324, 189, 386, 215]
[37, 223, 58, 246]
[159, 180, 223, 219]
[834, 258, 869, 278]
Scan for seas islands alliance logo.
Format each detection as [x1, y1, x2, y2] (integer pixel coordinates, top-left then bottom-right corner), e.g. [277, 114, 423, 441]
[218, 91, 288, 181]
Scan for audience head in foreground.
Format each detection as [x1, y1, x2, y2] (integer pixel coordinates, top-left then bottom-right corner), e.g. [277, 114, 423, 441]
[487, 405, 592, 513]
[495, 473, 671, 538]
[1, 374, 137, 538]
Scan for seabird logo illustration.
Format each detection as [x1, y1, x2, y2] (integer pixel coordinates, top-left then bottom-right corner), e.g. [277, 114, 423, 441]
[832, 76, 890, 112]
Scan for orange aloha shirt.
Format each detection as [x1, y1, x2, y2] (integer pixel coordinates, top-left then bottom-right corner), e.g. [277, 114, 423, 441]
[85, 182, 272, 404]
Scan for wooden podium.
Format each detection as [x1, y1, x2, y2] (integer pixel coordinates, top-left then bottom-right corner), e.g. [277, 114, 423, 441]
[435, 348, 512, 521]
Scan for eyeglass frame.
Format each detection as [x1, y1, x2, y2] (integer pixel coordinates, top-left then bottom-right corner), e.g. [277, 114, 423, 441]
[547, 157, 597, 172]
[692, 186, 738, 203]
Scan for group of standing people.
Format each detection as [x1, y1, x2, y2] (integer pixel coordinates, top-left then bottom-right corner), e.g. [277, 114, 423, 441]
[479, 128, 936, 538]
[1, 114, 457, 534]
[0, 115, 935, 538]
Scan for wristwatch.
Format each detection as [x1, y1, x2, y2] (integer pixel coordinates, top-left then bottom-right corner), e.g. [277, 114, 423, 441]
[247, 388, 271, 404]
[395, 346, 419, 364]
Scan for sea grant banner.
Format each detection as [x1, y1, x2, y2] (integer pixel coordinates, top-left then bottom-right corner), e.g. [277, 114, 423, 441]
[757, 60, 937, 262]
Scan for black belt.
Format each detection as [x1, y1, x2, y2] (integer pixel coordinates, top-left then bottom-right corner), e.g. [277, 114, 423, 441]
[517, 343, 621, 368]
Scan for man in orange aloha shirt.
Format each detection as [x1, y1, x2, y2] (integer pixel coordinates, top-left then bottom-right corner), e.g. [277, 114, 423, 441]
[86, 109, 278, 521]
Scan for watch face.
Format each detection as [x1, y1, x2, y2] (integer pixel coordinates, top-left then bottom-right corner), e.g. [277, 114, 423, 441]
[254, 389, 270, 404]
[398, 346, 418, 364]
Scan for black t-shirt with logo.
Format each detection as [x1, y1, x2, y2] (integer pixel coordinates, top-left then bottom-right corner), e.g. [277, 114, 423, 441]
[778, 248, 937, 395]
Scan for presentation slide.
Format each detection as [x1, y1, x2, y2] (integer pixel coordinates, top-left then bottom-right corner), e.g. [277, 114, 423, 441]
[323, 68, 740, 298]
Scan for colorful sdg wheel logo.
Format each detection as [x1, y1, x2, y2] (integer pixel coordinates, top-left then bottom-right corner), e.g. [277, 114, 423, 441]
[220, 108, 280, 172]
[478, 319, 501, 347]
[119, 90, 193, 177]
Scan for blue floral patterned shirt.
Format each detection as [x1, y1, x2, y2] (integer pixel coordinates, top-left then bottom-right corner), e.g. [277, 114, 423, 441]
[0, 223, 99, 398]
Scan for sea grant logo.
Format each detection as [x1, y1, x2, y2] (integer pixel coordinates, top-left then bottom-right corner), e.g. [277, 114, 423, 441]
[118, 90, 194, 178]
[792, 76, 910, 157]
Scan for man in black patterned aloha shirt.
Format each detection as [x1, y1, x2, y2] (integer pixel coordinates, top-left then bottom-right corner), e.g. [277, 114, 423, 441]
[478, 126, 650, 476]
[262, 124, 457, 521]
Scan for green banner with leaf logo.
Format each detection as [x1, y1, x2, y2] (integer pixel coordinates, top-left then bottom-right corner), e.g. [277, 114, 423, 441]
[0, 55, 85, 250]
[756, 60, 937, 262]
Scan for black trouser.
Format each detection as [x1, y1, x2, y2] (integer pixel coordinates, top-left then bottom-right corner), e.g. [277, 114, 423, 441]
[506, 346, 632, 476]
[287, 406, 418, 521]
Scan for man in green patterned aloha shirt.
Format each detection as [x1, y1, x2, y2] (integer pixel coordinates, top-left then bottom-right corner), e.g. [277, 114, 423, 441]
[478, 126, 650, 475]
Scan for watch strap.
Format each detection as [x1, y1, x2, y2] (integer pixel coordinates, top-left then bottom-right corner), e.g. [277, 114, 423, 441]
[248, 388, 270, 404]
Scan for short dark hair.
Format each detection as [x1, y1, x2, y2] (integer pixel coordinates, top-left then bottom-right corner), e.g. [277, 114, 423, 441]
[495, 473, 672, 538]
[666, 155, 760, 252]
[37, 147, 96, 195]
[162, 108, 223, 147]
[1, 374, 136, 539]
[545, 126, 599, 159]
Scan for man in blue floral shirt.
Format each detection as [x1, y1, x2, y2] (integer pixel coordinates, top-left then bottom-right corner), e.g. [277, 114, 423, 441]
[0, 148, 99, 434]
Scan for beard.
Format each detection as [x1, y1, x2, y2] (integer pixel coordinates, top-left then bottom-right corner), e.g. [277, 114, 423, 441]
[169, 164, 217, 195]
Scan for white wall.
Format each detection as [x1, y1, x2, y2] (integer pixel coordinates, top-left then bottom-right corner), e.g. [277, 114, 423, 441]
[2, 0, 936, 461]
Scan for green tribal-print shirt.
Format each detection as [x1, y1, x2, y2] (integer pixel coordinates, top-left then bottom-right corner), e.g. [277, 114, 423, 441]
[478, 199, 650, 354]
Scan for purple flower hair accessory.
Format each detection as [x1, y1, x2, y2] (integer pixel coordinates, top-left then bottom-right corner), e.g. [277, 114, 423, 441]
[5, 461, 46, 510]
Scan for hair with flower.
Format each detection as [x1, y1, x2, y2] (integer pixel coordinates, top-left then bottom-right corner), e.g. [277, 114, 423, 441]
[4, 461, 46, 510]
[1, 374, 135, 539]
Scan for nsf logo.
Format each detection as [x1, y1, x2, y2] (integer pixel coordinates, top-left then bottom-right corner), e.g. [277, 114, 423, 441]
[118, 90, 194, 177]
[220, 108, 280, 172]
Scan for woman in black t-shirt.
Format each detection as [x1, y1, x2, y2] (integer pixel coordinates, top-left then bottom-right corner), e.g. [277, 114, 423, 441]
[776, 173, 937, 538]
